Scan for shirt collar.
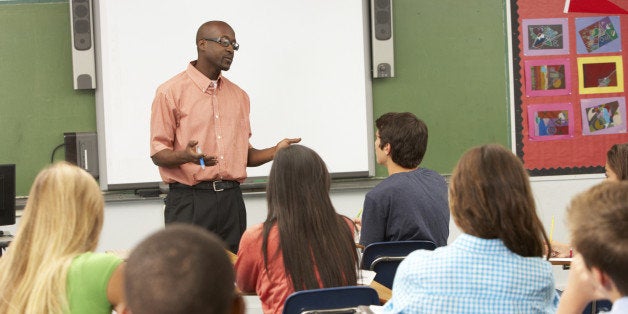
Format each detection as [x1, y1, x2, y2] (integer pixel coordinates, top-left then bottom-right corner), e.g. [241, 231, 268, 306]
[612, 297, 628, 313]
[452, 233, 512, 255]
[186, 61, 223, 93]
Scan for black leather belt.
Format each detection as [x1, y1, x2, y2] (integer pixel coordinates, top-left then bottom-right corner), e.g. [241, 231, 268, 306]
[169, 180, 240, 192]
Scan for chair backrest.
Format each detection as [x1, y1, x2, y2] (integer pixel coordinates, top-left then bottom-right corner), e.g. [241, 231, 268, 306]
[282, 286, 380, 314]
[360, 240, 436, 289]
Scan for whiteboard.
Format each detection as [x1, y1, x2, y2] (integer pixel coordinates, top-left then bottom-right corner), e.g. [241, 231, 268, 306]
[93, 0, 374, 190]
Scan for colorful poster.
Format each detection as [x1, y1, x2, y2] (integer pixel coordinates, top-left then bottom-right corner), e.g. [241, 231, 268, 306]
[510, 0, 628, 175]
[527, 103, 574, 141]
[581, 97, 627, 135]
[576, 16, 622, 54]
[525, 58, 572, 96]
[522, 18, 569, 56]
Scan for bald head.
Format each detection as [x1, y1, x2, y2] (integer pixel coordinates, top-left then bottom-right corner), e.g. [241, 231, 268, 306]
[196, 21, 234, 43]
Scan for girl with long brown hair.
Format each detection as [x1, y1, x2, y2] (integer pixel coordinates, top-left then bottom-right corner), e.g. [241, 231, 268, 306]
[235, 145, 358, 314]
[382, 144, 559, 313]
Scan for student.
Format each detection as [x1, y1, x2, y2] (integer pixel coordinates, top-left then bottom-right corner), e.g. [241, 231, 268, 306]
[150, 20, 300, 253]
[121, 224, 244, 314]
[550, 142, 628, 258]
[605, 142, 628, 181]
[382, 144, 559, 313]
[235, 145, 358, 314]
[358, 112, 449, 248]
[0, 162, 124, 314]
[557, 181, 628, 314]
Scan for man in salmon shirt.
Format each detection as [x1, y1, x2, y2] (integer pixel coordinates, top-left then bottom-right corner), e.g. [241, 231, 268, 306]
[150, 20, 300, 253]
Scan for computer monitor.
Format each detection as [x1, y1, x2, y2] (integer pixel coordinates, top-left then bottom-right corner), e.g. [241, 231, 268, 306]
[0, 164, 16, 227]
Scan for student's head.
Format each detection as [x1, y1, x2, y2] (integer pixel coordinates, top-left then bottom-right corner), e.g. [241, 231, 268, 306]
[605, 143, 628, 181]
[124, 224, 243, 314]
[21, 161, 103, 254]
[450, 144, 549, 257]
[567, 181, 628, 296]
[0, 162, 103, 314]
[196, 21, 237, 73]
[266, 144, 332, 220]
[375, 112, 428, 169]
[264, 144, 358, 290]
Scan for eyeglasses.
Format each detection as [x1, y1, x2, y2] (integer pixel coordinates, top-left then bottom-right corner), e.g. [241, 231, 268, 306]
[203, 37, 239, 51]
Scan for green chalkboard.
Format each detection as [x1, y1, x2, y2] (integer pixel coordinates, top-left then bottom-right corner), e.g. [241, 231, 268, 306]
[0, 3, 96, 196]
[0, 0, 509, 195]
[372, 0, 510, 178]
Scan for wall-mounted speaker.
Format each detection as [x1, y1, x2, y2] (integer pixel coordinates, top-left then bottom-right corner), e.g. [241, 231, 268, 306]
[371, 0, 395, 78]
[69, 0, 96, 89]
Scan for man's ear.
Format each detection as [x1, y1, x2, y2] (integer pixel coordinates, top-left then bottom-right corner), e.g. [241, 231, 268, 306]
[230, 295, 245, 314]
[383, 143, 391, 156]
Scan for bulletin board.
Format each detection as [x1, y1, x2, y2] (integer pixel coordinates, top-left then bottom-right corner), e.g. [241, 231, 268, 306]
[510, 0, 628, 175]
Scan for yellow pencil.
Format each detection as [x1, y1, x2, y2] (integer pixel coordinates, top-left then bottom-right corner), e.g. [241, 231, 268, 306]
[549, 216, 555, 243]
[355, 208, 363, 219]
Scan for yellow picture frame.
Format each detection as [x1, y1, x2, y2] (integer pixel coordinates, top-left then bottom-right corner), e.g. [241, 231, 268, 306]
[577, 56, 624, 95]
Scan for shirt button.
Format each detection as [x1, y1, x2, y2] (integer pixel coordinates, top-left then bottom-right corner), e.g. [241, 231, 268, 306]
[217, 135, 222, 139]
[220, 156, 224, 159]
[215, 115, 219, 118]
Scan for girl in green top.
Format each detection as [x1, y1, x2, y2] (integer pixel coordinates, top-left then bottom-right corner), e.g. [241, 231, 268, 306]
[0, 162, 125, 313]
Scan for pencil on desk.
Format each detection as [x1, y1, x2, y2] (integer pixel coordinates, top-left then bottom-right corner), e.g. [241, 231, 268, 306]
[549, 215, 555, 243]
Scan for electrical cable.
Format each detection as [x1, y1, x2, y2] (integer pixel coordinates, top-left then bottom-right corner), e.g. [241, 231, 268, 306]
[50, 143, 65, 163]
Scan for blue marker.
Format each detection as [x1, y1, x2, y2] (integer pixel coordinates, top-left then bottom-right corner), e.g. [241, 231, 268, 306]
[197, 146, 205, 169]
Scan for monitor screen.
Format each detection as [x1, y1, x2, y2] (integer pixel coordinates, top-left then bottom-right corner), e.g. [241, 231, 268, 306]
[0, 164, 16, 226]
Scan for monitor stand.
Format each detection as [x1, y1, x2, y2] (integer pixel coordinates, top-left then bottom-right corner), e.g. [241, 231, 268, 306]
[0, 230, 13, 257]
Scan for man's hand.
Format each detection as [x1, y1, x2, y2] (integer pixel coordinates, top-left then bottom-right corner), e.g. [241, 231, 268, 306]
[187, 140, 218, 166]
[276, 138, 302, 151]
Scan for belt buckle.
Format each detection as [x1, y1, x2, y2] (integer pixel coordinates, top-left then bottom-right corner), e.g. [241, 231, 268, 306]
[212, 181, 224, 192]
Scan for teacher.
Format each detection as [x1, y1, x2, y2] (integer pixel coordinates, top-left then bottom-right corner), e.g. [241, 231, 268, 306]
[150, 20, 300, 252]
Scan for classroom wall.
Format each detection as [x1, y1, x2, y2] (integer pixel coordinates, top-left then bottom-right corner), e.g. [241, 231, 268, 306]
[0, 2, 96, 195]
[0, 0, 510, 195]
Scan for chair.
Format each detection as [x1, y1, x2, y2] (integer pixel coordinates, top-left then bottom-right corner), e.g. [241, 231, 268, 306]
[360, 240, 436, 289]
[583, 299, 612, 314]
[282, 286, 380, 314]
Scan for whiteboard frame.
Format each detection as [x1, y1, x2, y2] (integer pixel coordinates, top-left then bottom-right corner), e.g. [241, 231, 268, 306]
[93, 0, 375, 190]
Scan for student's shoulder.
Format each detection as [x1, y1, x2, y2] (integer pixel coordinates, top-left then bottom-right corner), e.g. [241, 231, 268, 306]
[69, 252, 123, 279]
[241, 223, 265, 240]
[73, 252, 123, 266]
[414, 168, 447, 182]
[369, 174, 407, 193]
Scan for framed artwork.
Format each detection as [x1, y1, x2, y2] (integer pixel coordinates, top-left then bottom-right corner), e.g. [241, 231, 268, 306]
[577, 55, 624, 94]
[576, 16, 622, 54]
[522, 18, 569, 56]
[527, 103, 574, 141]
[510, 0, 628, 176]
[581, 97, 627, 135]
[524, 58, 572, 97]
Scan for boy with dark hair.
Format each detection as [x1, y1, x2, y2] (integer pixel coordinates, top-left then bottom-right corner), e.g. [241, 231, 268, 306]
[557, 181, 628, 314]
[121, 224, 244, 314]
[358, 112, 449, 247]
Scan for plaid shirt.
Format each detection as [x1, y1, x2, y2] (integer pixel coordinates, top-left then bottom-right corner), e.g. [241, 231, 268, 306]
[382, 233, 559, 314]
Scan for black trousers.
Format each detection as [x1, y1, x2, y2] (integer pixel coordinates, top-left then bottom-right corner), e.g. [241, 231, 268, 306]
[165, 182, 246, 253]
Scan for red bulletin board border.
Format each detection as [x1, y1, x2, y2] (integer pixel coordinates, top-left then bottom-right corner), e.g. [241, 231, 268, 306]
[510, 0, 628, 176]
